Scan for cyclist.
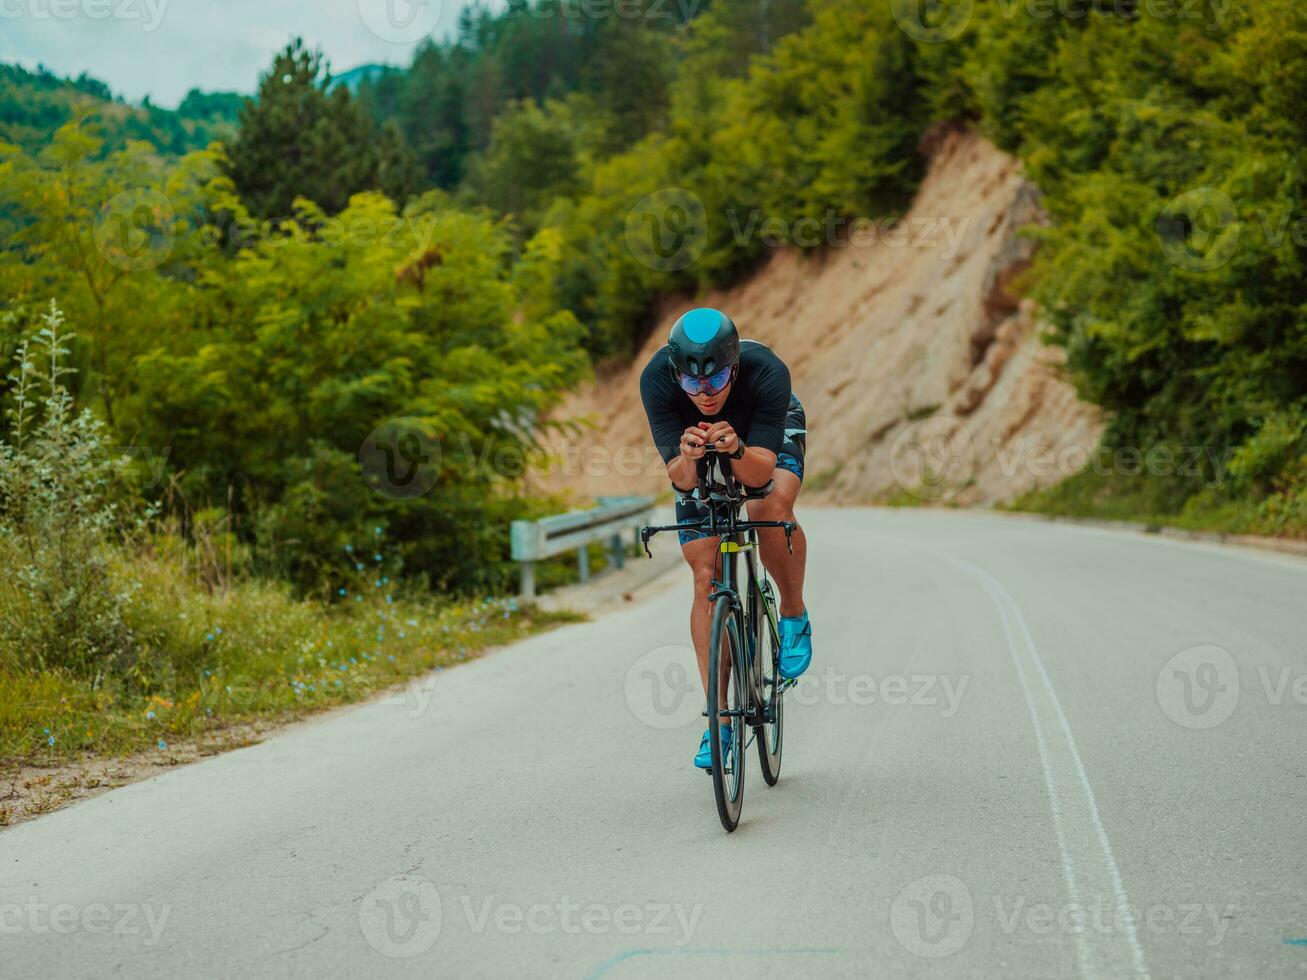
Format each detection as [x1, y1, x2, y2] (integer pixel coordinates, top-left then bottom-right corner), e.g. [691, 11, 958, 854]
[639, 307, 812, 769]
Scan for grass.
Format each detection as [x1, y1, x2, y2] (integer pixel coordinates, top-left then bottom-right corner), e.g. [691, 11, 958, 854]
[1007, 468, 1307, 539]
[0, 542, 582, 767]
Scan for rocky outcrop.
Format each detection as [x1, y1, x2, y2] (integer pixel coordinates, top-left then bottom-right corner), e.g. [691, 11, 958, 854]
[540, 130, 1102, 506]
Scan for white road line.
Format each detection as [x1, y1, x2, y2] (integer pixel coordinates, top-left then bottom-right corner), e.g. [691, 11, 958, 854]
[946, 554, 1151, 980]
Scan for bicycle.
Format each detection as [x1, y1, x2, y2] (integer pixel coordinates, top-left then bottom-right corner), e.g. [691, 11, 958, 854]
[640, 450, 798, 832]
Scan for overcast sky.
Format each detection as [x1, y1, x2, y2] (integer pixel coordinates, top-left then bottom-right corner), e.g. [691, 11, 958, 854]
[0, 0, 477, 107]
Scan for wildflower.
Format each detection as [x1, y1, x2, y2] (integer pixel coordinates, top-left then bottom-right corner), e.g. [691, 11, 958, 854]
[373, 526, 381, 535]
[338, 588, 347, 596]
[374, 553, 382, 562]
[205, 633, 214, 642]
[158, 740, 167, 750]
[215, 627, 223, 636]
[48, 735, 56, 747]
[146, 710, 157, 721]
[344, 544, 354, 553]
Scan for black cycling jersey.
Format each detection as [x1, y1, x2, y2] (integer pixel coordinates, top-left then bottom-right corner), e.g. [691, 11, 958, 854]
[639, 340, 792, 464]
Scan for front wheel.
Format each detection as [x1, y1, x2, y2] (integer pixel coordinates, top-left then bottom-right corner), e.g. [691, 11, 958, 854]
[707, 596, 746, 832]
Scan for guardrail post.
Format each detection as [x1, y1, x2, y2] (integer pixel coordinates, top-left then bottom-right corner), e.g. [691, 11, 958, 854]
[609, 533, 624, 570]
[577, 545, 590, 583]
[520, 561, 536, 600]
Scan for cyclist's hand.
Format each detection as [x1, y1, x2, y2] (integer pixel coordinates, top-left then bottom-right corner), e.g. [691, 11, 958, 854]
[679, 424, 710, 460]
[701, 421, 739, 456]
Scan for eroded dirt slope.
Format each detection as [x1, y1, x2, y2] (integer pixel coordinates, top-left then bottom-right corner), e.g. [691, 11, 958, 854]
[541, 131, 1102, 505]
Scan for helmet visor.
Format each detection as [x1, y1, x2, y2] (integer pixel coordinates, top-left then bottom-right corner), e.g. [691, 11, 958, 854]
[676, 364, 734, 397]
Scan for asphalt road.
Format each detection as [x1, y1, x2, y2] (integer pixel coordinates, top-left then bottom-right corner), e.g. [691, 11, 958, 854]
[3, 509, 1305, 979]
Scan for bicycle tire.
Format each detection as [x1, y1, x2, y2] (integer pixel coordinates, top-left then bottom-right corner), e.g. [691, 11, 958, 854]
[708, 595, 746, 832]
[755, 580, 784, 786]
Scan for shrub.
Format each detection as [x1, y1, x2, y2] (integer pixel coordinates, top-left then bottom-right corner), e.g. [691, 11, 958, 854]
[0, 304, 136, 679]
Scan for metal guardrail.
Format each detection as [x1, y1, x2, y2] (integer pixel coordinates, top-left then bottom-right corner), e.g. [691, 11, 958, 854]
[510, 495, 656, 599]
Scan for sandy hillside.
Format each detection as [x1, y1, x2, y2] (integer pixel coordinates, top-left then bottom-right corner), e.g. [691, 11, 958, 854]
[540, 130, 1102, 505]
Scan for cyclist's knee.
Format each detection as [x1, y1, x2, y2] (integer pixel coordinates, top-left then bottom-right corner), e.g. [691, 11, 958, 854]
[692, 563, 715, 596]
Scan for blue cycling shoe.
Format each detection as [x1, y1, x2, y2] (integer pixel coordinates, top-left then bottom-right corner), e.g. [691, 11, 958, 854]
[693, 726, 733, 769]
[778, 609, 813, 679]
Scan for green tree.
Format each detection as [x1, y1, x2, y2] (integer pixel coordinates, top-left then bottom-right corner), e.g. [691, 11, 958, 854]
[222, 40, 419, 219]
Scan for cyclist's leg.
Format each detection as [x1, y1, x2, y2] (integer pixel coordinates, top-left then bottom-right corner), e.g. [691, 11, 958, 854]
[746, 393, 807, 617]
[746, 469, 806, 617]
[680, 534, 723, 696]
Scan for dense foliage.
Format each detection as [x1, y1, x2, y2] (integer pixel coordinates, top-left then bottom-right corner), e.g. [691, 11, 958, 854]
[223, 41, 420, 219]
[0, 63, 240, 156]
[0, 123, 588, 596]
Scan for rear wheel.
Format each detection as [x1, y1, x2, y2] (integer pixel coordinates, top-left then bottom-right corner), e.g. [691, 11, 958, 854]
[707, 596, 746, 832]
[755, 581, 784, 786]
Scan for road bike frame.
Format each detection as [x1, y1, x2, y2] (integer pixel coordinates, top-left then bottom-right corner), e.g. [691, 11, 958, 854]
[640, 452, 797, 829]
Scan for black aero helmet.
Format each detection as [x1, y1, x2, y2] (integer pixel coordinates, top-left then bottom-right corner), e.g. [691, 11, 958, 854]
[667, 307, 740, 378]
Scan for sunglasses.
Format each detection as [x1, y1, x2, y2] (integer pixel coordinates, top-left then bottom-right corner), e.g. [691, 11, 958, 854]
[676, 364, 734, 396]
